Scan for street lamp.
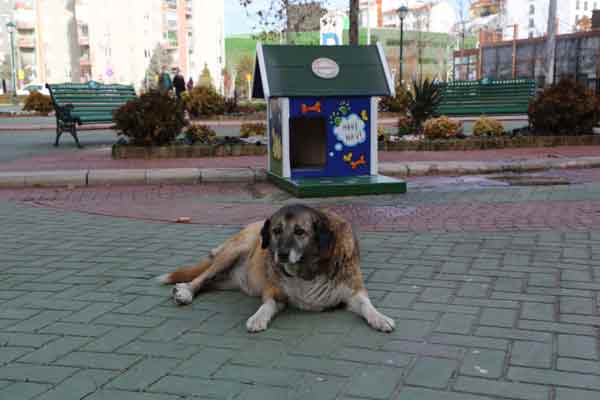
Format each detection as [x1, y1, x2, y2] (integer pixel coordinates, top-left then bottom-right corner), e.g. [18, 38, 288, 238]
[397, 5, 409, 87]
[6, 21, 17, 104]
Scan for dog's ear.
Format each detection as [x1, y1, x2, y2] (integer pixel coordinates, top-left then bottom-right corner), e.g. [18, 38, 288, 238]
[314, 214, 333, 254]
[260, 219, 271, 249]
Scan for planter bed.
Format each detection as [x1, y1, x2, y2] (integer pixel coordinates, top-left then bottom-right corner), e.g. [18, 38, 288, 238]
[112, 142, 267, 159]
[382, 135, 600, 152]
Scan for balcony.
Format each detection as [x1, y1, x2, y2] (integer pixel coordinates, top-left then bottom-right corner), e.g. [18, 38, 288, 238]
[79, 36, 89, 46]
[79, 58, 91, 67]
[18, 37, 34, 48]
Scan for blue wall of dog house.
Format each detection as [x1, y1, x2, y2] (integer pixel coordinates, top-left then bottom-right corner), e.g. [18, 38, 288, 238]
[289, 97, 372, 179]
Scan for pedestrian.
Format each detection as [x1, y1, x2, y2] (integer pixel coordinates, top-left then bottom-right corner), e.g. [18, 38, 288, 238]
[158, 65, 172, 94]
[173, 68, 186, 99]
[186, 77, 194, 92]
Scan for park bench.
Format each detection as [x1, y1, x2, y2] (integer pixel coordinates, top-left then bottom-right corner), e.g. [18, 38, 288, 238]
[434, 79, 536, 116]
[46, 81, 136, 148]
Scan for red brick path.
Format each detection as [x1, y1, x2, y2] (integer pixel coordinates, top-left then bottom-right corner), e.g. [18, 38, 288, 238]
[2, 146, 600, 172]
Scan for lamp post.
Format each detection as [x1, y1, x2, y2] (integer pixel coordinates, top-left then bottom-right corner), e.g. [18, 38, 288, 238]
[397, 6, 409, 87]
[6, 21, 17, 104]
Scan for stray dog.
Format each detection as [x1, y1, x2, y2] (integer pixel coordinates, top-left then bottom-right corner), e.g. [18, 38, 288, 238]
[157, 204, 395, 333]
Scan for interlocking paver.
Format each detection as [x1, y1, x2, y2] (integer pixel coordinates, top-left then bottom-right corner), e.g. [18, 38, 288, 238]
[405, 357, 457, 389]
[453, 376, 549, 400]
[0, 382, 51, 400]
[460, 349, 506, 378]
[510, 341, 553, 368]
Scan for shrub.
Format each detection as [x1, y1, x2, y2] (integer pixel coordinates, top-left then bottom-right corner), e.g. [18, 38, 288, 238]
[185, 125, 217, 145]
[238, 101, 267, 114]
[240, 122, 266, 137]
[380, 84, 411, 113]
[224, 97, 238, 114]
[408, 78, 443, 133]
[377, 126, 387, 142]
[423, 116, 462, 140]
[528, 79, 600, 135]
[397, 115, 414, 136]
[113, 90, 187, 146]
[183, 86, 225, 118]
[23, 92, 53, 115]
[472, 116, 505, 137]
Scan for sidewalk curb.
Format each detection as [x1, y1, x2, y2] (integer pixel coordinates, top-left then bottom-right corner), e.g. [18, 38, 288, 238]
[1, 157, 600, 188]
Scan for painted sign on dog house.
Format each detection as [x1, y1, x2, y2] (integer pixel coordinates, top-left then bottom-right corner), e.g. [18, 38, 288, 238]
[253, 44, 406, 197]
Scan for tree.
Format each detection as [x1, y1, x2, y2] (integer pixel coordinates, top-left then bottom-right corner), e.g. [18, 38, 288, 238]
[0, 54, 11, 81]
[144, 44, 172, 90]
[575, 16, 592, 32]
[239, 0, 358, 43]
[198, 63, 214, 88]
[234, 55, 255, 98]
[545, 0, 557, 85]
[349, 0, 359, 45]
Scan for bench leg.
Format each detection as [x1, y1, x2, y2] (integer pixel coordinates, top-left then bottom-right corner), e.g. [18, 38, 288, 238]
[54, 123, 63, 147]
[70, 125, 83, 149]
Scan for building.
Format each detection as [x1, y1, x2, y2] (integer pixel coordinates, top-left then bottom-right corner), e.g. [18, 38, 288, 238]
[9, 0, 224, 91]
[379, 1, 457, 33]
[503, 0, 572, 39]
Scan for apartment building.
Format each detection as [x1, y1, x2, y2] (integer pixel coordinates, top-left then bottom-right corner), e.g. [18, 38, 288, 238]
[10, 0, 224, 91]
[377, 1, 457, 33]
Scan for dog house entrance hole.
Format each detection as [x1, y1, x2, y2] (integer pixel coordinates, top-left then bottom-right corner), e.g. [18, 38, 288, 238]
[289, 116, 326, 170]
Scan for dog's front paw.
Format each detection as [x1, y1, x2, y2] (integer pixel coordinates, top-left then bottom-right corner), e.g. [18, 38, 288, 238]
[367, 311, 395, 332]
[172, 283, 193, 305]
[246, 312, 270, 332]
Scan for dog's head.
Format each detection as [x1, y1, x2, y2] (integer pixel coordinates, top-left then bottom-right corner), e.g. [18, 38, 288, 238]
[260, 204, 333, 280]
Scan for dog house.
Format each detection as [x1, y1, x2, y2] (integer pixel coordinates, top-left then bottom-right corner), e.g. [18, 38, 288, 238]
[252, 43, 406, 197]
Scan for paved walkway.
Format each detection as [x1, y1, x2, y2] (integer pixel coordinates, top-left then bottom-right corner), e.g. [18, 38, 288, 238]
[1, 170, 600, 399]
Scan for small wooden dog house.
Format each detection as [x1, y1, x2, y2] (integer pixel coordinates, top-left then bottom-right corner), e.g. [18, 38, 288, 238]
[252, 43, 406, 197]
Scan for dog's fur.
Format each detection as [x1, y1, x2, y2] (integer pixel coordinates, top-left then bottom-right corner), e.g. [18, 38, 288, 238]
[157, 204, 394, 332]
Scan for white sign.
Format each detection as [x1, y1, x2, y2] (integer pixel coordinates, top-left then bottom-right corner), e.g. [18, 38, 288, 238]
[311, 58, 340, 79]
[334, 113, 366, 147]
[320, 10, 344, 46]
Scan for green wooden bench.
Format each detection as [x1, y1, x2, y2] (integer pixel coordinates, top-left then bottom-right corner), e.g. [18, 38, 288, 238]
[434, 79, 536, 117]
[46, 81, 136, 148]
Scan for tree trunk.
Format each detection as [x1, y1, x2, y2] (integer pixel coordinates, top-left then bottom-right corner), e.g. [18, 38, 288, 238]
[545, 0, 557, 85]
[349, 0, 359, 45]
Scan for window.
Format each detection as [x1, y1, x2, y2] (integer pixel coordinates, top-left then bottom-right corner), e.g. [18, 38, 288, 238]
[576, 0, 580, 10]
[529, 18, 535, 28]
[584, 1, 588, 10]
[529, 4, 535, 15]
[529, 31, 534, 38]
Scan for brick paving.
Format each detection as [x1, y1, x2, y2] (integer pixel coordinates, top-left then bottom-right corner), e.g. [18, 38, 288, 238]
[3, 145, 600, 172]
[2, 174, 600, 399]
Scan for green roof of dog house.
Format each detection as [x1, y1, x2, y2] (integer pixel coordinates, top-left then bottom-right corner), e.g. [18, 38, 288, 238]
[252, 44, 395, 99]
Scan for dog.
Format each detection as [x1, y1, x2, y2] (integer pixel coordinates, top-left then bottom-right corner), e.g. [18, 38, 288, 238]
[157, 204, 395, 333]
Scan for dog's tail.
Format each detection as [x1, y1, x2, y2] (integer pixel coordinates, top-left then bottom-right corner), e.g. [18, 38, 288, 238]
[156, 258, 212, 285]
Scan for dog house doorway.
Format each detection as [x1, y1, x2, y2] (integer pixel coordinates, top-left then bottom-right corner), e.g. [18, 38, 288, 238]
[289, 116, 327, 170]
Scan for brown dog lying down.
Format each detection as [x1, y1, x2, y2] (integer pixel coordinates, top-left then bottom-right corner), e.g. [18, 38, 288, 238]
[157, 204, 395, 333]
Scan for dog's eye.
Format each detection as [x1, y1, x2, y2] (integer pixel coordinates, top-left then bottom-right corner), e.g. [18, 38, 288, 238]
[272, 227, 283, 235]
[294, 227, 306, 236]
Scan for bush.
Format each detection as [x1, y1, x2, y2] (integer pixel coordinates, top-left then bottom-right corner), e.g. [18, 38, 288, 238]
[529, 79, 600, 135]
[224, 97, 239, 114]
[183, 86, 225, 118]
[240, 122, 266, 138]
[238, 101, 267, 114]
[423, 116, 462, 140]
[397, 115, 414, 136]
[472, 116, 505, 137]
[113, 90, 187, 146]
[408, 78, 443, 133]
[23, 92, 53, 115]
[380, 84, 411, 113]
[377, 126, 387, 142]
[185, 125, 217, 145]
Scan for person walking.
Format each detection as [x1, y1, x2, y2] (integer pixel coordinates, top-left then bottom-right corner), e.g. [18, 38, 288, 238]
[158, 65, 173, 94]
[173, 68, 186, 99]
[186, 77, 194, 92]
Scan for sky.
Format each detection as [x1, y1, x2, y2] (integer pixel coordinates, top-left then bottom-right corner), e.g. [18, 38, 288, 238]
[224, 0, 466, 36]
